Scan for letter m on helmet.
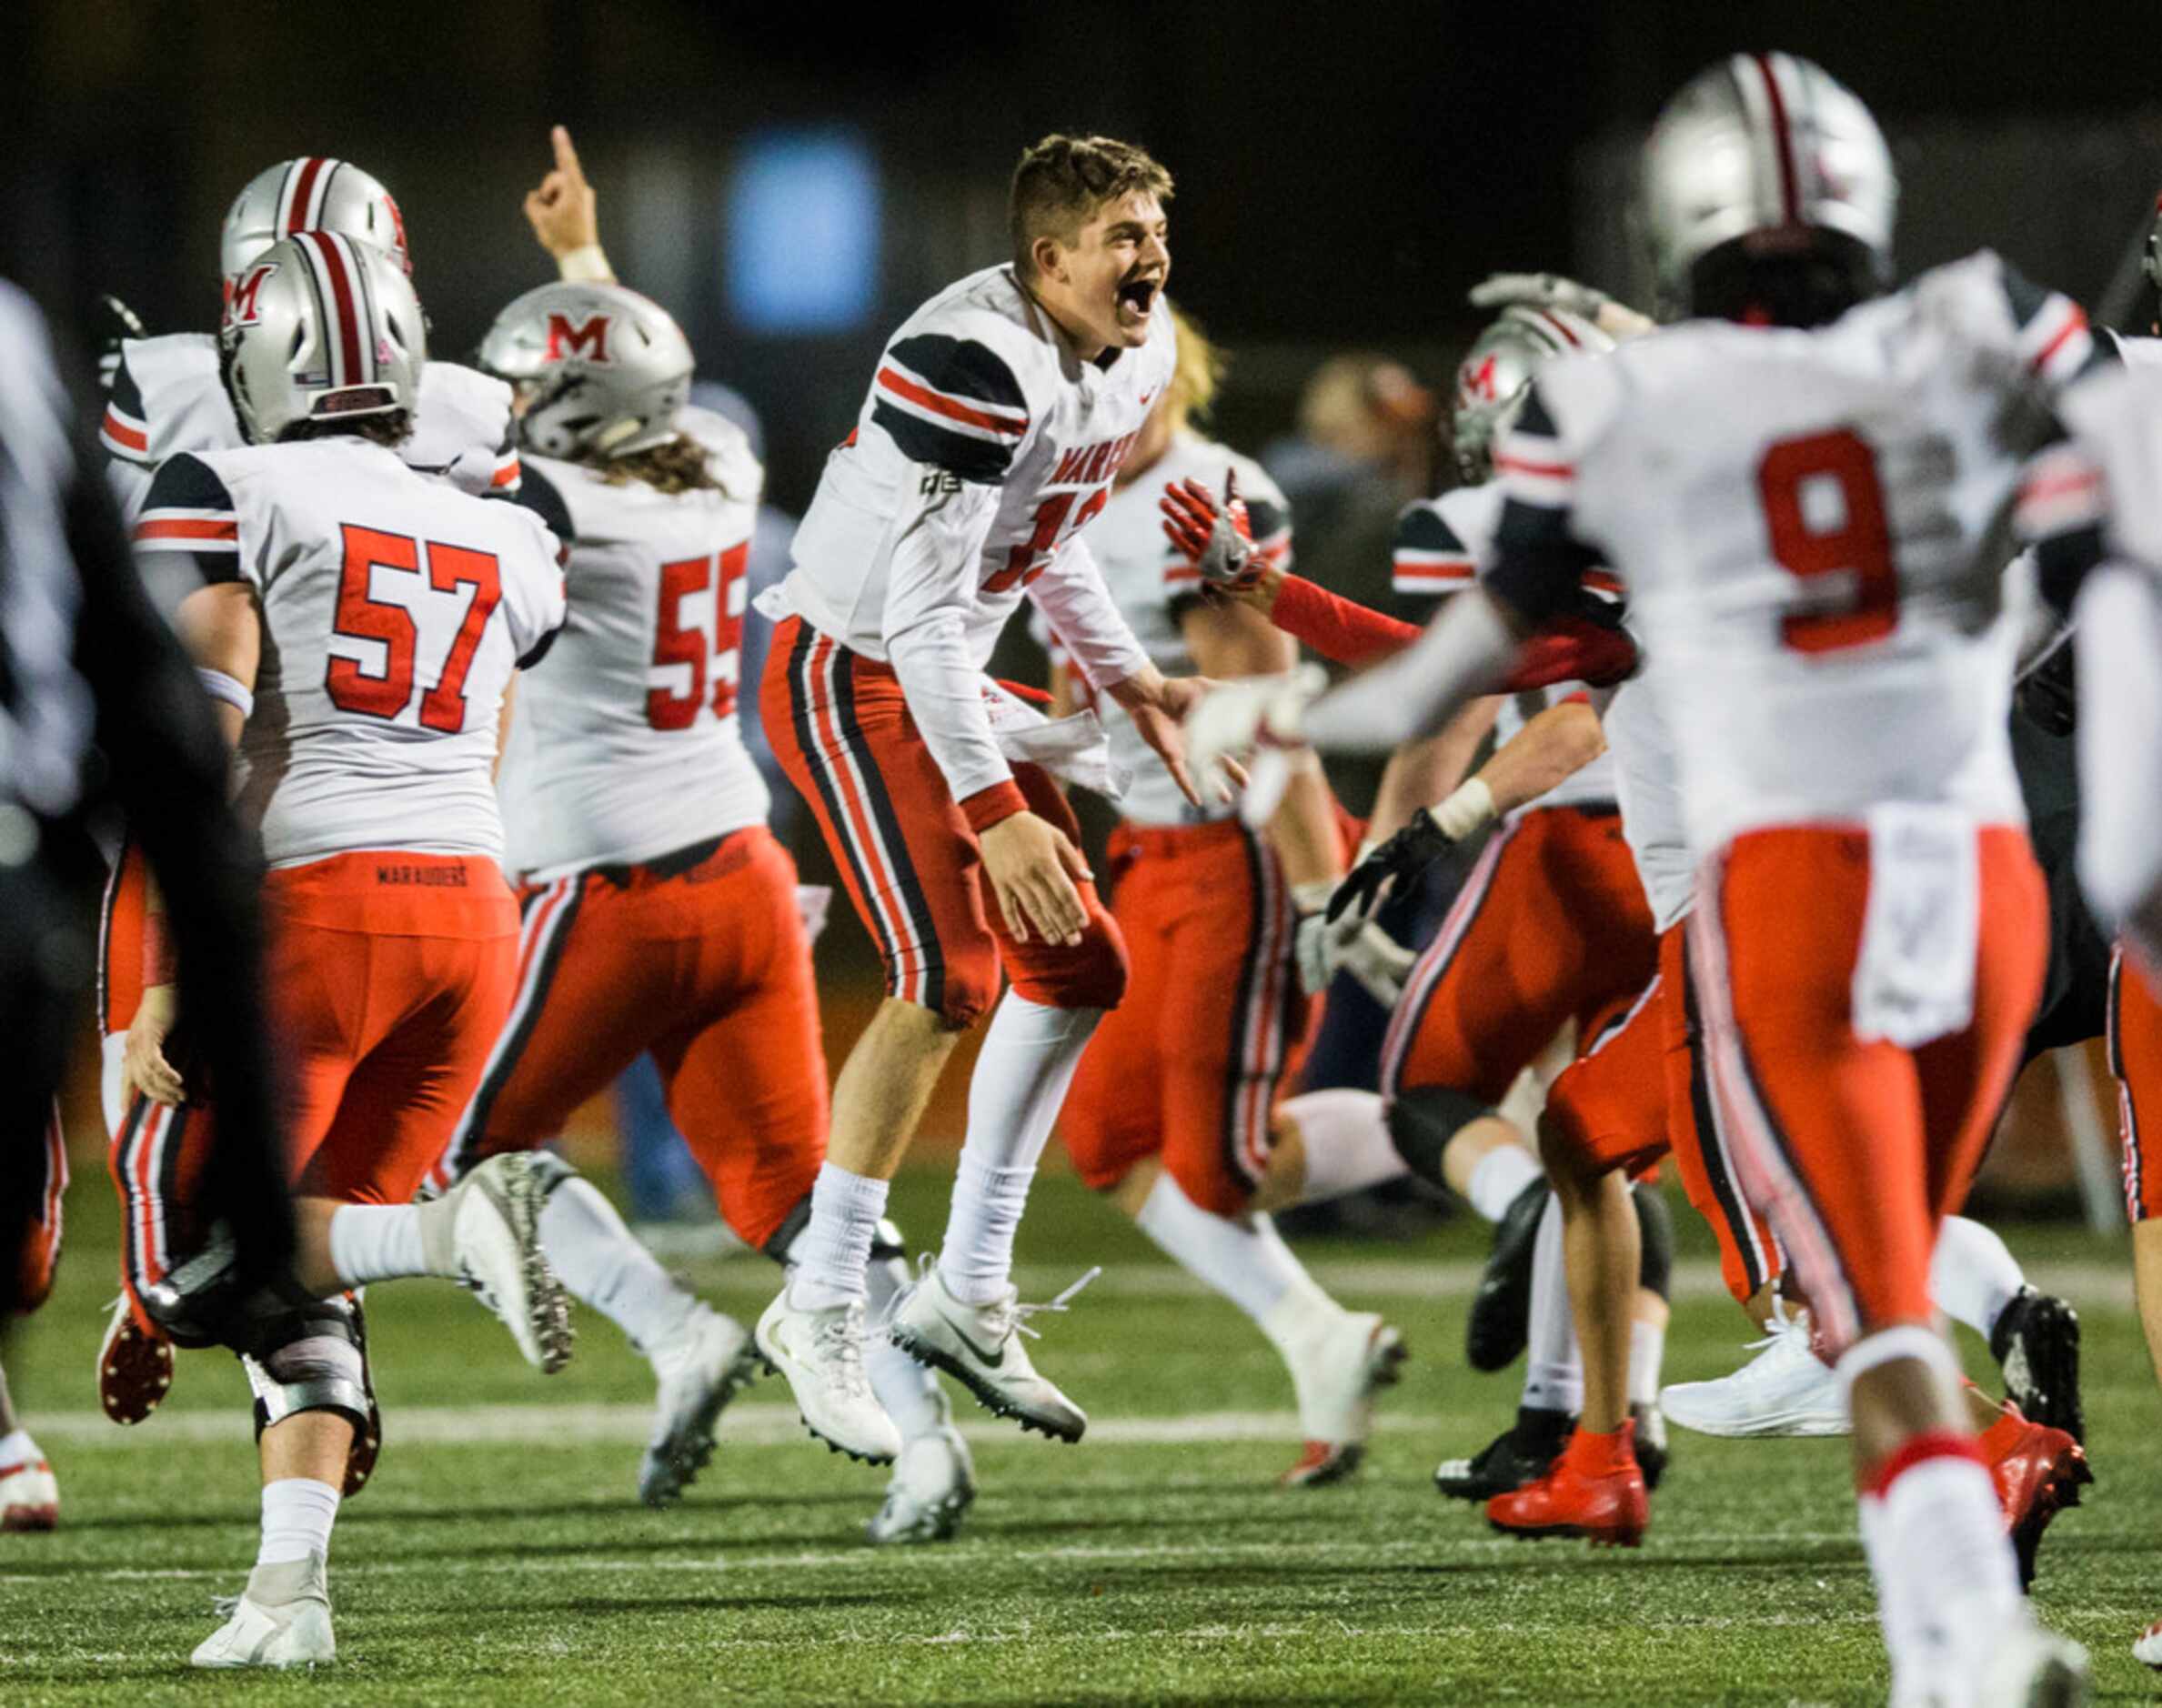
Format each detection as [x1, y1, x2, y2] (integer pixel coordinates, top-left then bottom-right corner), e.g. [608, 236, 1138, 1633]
[545, 312, 611, 363]
[224, 261, 279, 331]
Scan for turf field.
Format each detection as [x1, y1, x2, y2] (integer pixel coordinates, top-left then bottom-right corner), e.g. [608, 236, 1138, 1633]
[4, 1168, 2157, 1704]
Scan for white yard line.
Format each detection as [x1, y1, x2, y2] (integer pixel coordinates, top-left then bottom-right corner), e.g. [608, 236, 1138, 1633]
[0, 1531, 1881, 1592]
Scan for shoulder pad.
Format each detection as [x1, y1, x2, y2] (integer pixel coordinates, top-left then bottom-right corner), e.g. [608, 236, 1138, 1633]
[410, 362, 519, 496]
[873, 329, 1032, 482]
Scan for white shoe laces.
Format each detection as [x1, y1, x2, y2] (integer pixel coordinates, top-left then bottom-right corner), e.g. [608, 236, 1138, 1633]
[811, 1301, 872, 1401]
[1007, 1266, 1102, 1341]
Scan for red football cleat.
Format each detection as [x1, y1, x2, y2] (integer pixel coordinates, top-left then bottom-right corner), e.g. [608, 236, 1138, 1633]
[97, 1295, 176, 1426]
[1486, 1418, 1648, 1548]
[1979, 1399, 2091, 1590]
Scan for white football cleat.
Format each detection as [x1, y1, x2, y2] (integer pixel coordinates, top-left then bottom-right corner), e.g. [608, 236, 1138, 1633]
[190, 1554, 335, 1669]
[1278, 1309, 1407, 1488]
[1659, 1309, 1846, 1439]
[756, 1284, 900, 1464]
[448, 1154, 574, 1374]
[2136, 1615, 2162, 1671]
[866, 1425, 977, 1545]
[639, 1304, 759, 1507]
[98, 1294, 175, 1425]
[1972, 1622, 2089, 1707]
[0, 1448, 57, 1532]
[888, 1260, 1095, 1442]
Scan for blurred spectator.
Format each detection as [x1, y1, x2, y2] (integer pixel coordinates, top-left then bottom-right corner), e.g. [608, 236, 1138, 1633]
[1262, 354, 1439, 620]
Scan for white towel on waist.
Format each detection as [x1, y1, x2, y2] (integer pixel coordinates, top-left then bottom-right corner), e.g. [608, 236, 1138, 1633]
[1851, 804, 1979, 1048]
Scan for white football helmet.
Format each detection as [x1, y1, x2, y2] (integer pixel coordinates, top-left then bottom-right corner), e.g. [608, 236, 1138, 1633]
[221, 233, 426, 444]
[220, 158, 410, 290]
[1639, 52, 1896, 315]
[478, 282, 694, 460]
[1451, 305, 1614, 483]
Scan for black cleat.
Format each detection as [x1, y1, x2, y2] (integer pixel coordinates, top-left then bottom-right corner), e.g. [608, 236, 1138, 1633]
[1434, 1406, 1570, 1502]
[1466, 1179, 1550, 1372]
[1990, 1287, 2084, 1445]
[1630, 1401, 1669, 1492]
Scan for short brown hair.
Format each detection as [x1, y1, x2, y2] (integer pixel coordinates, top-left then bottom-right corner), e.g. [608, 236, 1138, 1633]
[1010, 135, 1172, 278]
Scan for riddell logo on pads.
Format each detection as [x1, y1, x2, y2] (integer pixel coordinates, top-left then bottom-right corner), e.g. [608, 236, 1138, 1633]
[545, 313, 611, 363]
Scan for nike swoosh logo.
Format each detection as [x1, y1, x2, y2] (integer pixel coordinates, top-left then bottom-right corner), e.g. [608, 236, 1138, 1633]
[938, 1308, 1006, 1368]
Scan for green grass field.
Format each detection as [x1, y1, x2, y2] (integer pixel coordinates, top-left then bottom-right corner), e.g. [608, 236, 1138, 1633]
[4, 1167, 2158, 1704]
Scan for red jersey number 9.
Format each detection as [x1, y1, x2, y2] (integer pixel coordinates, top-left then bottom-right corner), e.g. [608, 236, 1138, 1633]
[326, 524, 503, 732]
[649, 541, 750, 730]
[1757, 428, 1899, 654]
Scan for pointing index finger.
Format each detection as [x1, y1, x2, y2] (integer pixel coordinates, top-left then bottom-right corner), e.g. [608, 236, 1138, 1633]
[551, 125, 587, 185]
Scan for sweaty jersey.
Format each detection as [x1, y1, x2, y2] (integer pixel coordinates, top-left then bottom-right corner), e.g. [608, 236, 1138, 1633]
[132, 438, 565, 869]
[498, 408, 772, 881]
[1392, 481, 1618, 812]
[782, 266, 1172, 808]
[1089, 432, 1290, 826]
[1490, 250, 2097, 859]
[101, 333, 519, 521]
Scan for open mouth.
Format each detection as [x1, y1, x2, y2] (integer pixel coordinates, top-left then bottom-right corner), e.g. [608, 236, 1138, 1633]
[1116, 275, 1161, 321]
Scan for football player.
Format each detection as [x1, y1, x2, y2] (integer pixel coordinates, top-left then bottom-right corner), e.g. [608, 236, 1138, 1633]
[753, 135, 1211, 1462]
[1046, 305, 1408, 1485]
[443, 266, 973, 1541]
[0, 1107, 65, 1532]
[1202, 51, 2094, 1700]
[1177, 306, 1690, 1500]
[96, 153, 523, 1428]
[126, 234, 574, 1667]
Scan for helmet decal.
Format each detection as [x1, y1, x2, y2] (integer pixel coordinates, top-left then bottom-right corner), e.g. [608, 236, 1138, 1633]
[224, 261, 278, 331]
[545, 312, 613, 364]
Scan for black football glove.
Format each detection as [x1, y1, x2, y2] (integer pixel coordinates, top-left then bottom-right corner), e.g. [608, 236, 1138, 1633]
[1327, 807, 1453, 924]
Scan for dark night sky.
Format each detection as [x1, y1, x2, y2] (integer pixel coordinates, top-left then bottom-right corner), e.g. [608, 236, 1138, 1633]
[13, 0, 2162, 502]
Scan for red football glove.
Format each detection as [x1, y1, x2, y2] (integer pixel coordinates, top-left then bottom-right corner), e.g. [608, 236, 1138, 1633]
[1160, 470, 1262, 592]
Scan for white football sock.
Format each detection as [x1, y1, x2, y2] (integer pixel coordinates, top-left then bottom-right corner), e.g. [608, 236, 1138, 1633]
[1466, 1142, 1544, 1224]
[939, 993, 1102, 1306]
[1280, 1089, 1408, 1204]
[1520, 1193, 1583, 1414]
[1857, 1492, 1924, 1700]
[1628, 1317, 1665, 1409]
[1134, 1170, 1328, 1328]
[1929, 1214, 2026, 1341]
[864, 1249, 951, 1442]
[327, 1201, 437, 1286]
[1878, 1450, 2023, 1673]
[538, 1176, 697, 1351]
[789, 1162, 890, 1310]
[256, 1476, 340, 1568]
[0, 1429, 36, 1470]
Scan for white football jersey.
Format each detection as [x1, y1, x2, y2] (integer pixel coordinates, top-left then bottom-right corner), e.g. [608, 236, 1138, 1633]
[1493, 250, 2097, 859]
[1087, 433, 1290, 826]
[497, 409, 773, 881]
[784, 264, 1176, 670]
[101, 332, 519, 521]
[132, 437, 566, 869]
[1391, 481, 1617, 812]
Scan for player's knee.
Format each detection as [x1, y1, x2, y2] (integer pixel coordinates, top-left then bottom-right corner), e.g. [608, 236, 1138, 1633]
[245, 1298, 369, 1434]
[923, 944, 1001, 1030]
[1011, 922, 1131, 1012]
[1387, 1086, 1493, 1189]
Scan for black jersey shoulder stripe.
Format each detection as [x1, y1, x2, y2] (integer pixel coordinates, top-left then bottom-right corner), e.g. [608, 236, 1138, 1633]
[870, 400, 1016, 482]
[513, 460, 576, 548]
[1393, 500, 1469, 558]
[884, 332, 1030, 417]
